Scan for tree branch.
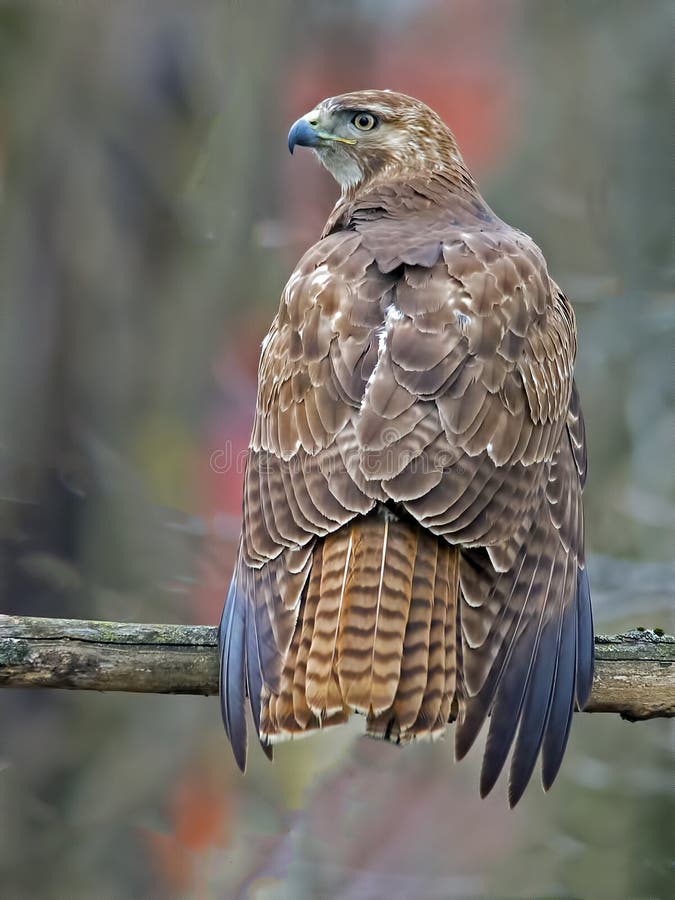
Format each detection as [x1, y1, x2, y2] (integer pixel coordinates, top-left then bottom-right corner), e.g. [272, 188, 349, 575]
[0, 615, 673, 721]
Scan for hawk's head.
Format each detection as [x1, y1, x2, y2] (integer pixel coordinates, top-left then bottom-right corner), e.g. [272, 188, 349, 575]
[288, 90, 465, 194]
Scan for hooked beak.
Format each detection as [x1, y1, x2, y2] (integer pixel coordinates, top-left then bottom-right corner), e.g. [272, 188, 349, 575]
[288, 113, 357, 154]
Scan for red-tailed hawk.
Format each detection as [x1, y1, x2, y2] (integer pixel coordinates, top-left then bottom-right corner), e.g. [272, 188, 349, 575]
[219, 90, 593, 806]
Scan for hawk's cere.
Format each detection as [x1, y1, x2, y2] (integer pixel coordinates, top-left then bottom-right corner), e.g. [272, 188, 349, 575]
[218, 90, 593, 806]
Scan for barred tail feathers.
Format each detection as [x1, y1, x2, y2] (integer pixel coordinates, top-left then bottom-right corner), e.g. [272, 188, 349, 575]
[259, 512, 460, 745]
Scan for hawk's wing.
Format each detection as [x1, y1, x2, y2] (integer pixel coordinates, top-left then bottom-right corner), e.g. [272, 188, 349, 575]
[220, 230, 391, 767]
[220, 181, 592, 801]
[339, 185, 592, 801]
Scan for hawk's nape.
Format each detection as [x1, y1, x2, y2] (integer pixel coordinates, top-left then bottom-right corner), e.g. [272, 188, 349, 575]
[218, 90, 593, 805]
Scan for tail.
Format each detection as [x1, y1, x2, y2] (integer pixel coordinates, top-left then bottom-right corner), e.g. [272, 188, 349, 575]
[261, 511, 460, 744]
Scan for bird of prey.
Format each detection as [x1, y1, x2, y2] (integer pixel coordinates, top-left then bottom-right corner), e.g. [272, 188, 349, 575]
[219, 90, 593, 806]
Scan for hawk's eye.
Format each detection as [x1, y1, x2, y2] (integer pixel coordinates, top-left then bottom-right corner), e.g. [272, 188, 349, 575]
[352, 112, 378, 131]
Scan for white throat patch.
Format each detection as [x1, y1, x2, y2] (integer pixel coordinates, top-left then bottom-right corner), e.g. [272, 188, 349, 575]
[315, 148, 363, 191]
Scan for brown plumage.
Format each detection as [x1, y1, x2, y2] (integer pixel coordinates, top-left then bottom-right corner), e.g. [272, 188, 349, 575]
[219, 90, 593, 805]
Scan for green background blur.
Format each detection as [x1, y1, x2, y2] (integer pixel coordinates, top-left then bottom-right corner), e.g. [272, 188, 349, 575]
[0, 2, 672, 898]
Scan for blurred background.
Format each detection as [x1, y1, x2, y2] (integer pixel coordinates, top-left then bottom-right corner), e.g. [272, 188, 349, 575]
[0, 1, 672, 897]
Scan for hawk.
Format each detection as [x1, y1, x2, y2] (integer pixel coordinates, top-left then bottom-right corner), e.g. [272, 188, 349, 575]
[219, 90, 593, 806]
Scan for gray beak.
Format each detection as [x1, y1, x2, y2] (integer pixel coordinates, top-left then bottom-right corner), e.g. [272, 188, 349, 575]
[287, 118, 320, 154]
